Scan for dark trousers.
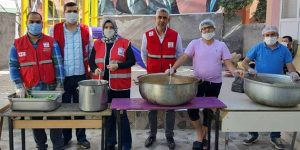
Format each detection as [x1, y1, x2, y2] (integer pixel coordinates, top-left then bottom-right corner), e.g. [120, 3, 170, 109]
[148, 110, 175, 138]
[105, 89, 132, 150]
[62, 74, 87, 142]
[187, 81, 222, 126]
[32, 117, 64, 150]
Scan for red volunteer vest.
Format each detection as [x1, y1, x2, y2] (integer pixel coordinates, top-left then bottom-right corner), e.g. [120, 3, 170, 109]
[53, 22, 90, 76]
[146, 28, 178, 73]
[93, 38, 131, 90]
[14, 34, 56, 88]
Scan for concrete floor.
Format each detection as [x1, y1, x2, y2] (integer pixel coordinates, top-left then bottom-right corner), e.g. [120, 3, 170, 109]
[0, 68, 296, 150]
[0, 127, 290, 150]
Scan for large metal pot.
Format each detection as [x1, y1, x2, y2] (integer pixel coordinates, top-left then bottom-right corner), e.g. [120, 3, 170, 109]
[78, 80, 108, 111]
[244, 73, 300, 107]
[137, 73, 199, 106]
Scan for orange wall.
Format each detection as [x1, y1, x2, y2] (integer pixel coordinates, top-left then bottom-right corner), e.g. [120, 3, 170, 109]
[239, 0, 281, 26]
[240, 0, 259, 24]
[249, 0, 259, 19]
[266, 0, 280, 27]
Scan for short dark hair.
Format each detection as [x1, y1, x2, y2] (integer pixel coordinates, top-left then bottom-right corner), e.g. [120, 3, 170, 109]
[282, 36, 293, 42]
[64, 2, 77, 12]
[27, 12, 42, 21]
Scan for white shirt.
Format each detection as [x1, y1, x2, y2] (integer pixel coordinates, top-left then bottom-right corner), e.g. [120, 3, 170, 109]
[140, 28, 183, 66]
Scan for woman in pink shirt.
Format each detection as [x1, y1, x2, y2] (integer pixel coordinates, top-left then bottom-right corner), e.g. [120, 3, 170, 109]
[166, 19, 243, 150]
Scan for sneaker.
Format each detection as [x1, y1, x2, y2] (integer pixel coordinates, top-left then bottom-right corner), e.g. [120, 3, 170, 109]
[192, 141, 203, 150]
[145, 136, 156, 147]
[36, 144, 48, 150]
[64, 140, 71, 147]
[107, 144, 115, 150]
[202, 139, 208, 150]
[243, 136, 258, 145]
[270, 138, 284, 150]
[78, 139, 91, 149]
[166, 137, 176, 150]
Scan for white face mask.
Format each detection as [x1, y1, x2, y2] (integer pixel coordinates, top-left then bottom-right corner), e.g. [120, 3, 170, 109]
[104, 29, 115, 38]
[264, 37, 277, 45]
[65, 13, 78, 24]
[280, 42, 288, 47]
[202, 32, 215, 40]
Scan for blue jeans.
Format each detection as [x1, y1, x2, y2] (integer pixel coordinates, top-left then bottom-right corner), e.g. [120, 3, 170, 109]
[249, 132, 281, 139]
[106, 89, 132, 149]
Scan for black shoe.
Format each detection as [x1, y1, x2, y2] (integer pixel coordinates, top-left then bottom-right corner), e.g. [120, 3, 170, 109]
[106, 144, 115, 150]
[37, 144, 48, 150]
[78, 139, 91, 149]
[64, 140, 71, 147]
[270, 138, 285, 150]
[145, 136, 156, 147]
[192, 141, 203, 150]
[166, 137, 175, 150]
[202, 139, 208, 150]
[243, 135, 258, 145]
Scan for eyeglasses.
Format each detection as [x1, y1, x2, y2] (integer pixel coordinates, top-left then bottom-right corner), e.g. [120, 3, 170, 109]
[29, 20, 41, 24]
[66, 10, 78, 13]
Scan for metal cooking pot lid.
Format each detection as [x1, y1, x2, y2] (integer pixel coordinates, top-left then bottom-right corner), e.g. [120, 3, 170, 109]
[79, 80, 109, 86]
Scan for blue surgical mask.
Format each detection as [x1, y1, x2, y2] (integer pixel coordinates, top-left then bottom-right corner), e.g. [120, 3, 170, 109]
[65, 13, 78, 24]
[28, 23, 42, 36]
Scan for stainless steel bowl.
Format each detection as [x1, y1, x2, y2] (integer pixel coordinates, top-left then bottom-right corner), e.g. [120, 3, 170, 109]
[138, 73, 199, 106]
[244, 73, 300, 107]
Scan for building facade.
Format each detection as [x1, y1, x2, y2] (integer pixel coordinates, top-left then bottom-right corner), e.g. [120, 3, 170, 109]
[267, 0, 300, 42]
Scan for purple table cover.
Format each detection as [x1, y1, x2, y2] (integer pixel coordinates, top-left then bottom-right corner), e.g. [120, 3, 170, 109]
[111, 97, 227, 110]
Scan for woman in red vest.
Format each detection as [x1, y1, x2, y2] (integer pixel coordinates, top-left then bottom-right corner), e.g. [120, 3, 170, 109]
[89, 18, 136, 150]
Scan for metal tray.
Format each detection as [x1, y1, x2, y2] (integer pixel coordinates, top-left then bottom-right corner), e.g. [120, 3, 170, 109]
[8, 91, 62, 111]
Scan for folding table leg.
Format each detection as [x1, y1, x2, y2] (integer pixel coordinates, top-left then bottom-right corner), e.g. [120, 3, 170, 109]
[224, 132, 229, 150]
[214, 109, 220, 150]
[117, 110, 122, 150]
[8, 117, 14, 150]
[207, 118, 211, 150]
[291, 132, 297, 150]
[21, 129, 25, 150]
[0, 116, 3, 140]
[101, 116, 106, 150]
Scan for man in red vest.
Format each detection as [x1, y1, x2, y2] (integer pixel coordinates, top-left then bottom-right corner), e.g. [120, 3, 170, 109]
[53, 2, 93, 149]
[9, 12, 64, 150]
[141, 8, 183, 150]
